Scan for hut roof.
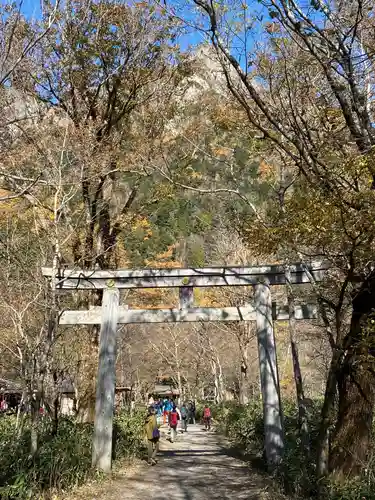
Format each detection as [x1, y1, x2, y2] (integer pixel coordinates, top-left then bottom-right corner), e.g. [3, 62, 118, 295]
[152, 384, 180, 396]
[0, 377, 22, 393]
[58, 378, 74, 394]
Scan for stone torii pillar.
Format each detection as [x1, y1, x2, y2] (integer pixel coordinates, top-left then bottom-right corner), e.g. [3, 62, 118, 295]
[92, 287, 119, 472]
[255, 280, 284, 467]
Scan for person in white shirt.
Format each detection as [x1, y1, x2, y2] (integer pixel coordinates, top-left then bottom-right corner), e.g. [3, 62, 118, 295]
[175, 404, 181, 419]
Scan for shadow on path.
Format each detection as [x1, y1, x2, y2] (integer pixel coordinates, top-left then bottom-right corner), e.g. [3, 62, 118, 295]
[97, 425, 286, 500]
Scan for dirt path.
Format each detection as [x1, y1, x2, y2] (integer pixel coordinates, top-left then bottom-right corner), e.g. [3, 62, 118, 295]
[73, 423, 287, 500]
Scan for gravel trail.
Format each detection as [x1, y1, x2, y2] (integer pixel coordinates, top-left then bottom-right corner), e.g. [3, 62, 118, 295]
[85, 423, 287, 500]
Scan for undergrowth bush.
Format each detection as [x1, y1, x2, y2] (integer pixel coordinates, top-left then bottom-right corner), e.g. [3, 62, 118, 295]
[326, 479, 375, 500]
[214, 398, 375, 499]
[0, 409, 145, 499]
[113, 409, 145, 459]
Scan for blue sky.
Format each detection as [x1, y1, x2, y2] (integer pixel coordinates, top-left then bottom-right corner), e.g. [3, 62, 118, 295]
[13, 0, 41, 18]
[8, 0, 204, 50]
[7, 0, 269, 57]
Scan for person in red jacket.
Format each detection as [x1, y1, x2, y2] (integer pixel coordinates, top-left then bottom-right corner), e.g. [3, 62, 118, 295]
[169, 404, 180, 442]
[203, 404, 211, 431]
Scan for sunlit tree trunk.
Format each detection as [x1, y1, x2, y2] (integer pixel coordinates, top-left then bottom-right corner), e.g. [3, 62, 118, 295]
[239, 348, 249, 405]
[285, 267, 309, 450]
[317, 349, 342, 477]
[217, 355, 224, 403]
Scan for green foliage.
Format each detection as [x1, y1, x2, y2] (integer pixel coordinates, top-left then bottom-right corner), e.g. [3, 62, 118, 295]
[123, 180, 217, 265]
[113, 409, 146, 459]
[327, 479, 375, 500]
[0, 411, 145, 499]
[0, 416, 94, 499]
[214, 400, 375, 499]
[212, 400, 264, 454]
[185, 238, 206, 267]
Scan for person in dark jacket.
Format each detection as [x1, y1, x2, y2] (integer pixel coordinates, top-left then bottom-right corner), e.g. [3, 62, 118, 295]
[144, 406, 160, 465]
[189, 400, 196, 424]
[180, 402, 188, 432]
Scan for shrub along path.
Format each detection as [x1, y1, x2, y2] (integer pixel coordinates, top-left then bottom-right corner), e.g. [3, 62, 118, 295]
[73, 423, 288, 500]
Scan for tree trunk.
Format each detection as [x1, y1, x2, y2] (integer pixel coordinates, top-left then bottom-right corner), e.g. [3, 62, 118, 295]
[30, 393, 40, 456]
[330, 274, 375, 477]
[239, 349, 248, 405]
[76, 321, 99, 423]
[72, 382, 79, 415]
[16, 390, 26, 438]
[285, 267, 310, 448]
[51, 371, 59, 436]
[330, 359, 375, 477]
[212, 360, 219, 404]
[217, 357, 224, 403]
[194, 350, 203, 399]
[316, 348, 343, 477]
[76, 365, 97, 423]
[176, 369, 182, 406]
[211, 354, 224, 404]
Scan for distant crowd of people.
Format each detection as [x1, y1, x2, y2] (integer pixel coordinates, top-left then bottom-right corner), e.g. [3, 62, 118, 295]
[144, 397, 212, 466]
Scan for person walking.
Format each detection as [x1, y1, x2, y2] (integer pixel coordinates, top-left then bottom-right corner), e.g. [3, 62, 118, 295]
[187, 401, 192, 424]
[144, 406, 160, 465]
[203, 404, 212, 431]
[162, 398, 168, 424]
[176, 403, 181, 421]
[191, 400, 196, 424]
[164, 398, 173, 425]
[156, 400, 163, 425]
[169, 404, 179, 443]
[180, 402, 188, 432]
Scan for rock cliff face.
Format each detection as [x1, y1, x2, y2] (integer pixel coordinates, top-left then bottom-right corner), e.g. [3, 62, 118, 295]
[178, 45, 229, 104]
[1, 87, 42, 123]
[163, 45, 231, 141]
[0, 87, 41, 154]
[0, 44, 230, 140]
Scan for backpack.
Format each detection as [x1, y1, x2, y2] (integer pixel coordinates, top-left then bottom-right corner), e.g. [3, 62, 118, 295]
[181, 406, 187, 418]
[204, 407, 211, 418]
[170, 411, 178, 427]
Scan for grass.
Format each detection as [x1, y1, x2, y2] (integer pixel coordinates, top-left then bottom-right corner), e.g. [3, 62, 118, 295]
[0, 410, 145, 499]
[211, 399, 375, 500]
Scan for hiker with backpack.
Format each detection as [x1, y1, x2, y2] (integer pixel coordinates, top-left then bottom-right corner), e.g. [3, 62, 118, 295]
[144, 406, 160, 465]
[164, 398, 173, 424]
[180, 402, 188, 432]
[169, 404, 180, 442]
[203, 404, 211, 431]
[190, 400, 196, 424]
[187, 400, 195, 424]
[162, 398, 168, 424]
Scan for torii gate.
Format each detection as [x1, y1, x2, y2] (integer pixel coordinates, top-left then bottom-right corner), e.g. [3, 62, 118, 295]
[42, 262, 326, 473]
